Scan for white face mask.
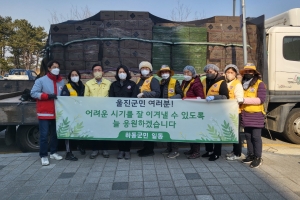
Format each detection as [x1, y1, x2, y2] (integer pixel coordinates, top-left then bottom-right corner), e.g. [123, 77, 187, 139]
[118, 72, 127, 80]
[71, 76, 79, 83]
[184, 75, 192, 81]
[226, 74, 235, 81]
[141, 69, 150, 76]
[51, 68, 60, 75]
[94, 72, 102, 79]
[161, 73, 170, 80]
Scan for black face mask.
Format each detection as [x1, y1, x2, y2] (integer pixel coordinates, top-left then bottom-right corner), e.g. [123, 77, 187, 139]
[206, 73, 216, 80]
[244, 74, 254, 80]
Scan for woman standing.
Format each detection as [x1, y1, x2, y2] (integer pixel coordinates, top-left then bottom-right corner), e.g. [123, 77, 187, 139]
[240, 63, 266, 168]
[61, 69, 86, 161]
[223, 64, 244, 161]
[109, 65, 138, 159]
[180, 65, 205, 159]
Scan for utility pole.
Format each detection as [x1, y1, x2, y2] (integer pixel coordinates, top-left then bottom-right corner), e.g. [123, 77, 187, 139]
[233, 0, 236, 16]
[241, 0, 247, 65]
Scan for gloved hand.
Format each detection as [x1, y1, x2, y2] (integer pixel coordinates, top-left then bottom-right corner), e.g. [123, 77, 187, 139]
[237, 98, 244, 104]
[137, 93, 144, 98]
[206, 96, 214, 102]
[48, 94, 57, 100]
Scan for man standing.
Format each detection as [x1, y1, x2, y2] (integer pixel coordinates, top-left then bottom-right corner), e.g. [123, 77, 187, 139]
[31, 60, 64, 166]
[85, 64, 111, 159]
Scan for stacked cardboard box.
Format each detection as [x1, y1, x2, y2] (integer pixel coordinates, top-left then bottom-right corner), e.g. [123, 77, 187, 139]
[152, 26, 207, 73]
[205, 16, 258, 70]
[99, 11, 153, 72]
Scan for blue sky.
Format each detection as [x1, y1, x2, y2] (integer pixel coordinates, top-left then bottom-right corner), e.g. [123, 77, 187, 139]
[0, 0, 299, 30]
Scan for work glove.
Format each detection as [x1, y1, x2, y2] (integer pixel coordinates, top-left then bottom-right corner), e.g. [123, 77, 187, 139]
[48, 94, 57, 100]
[237, 98, 244, 104]
[137, 93, 144, 98]
[206, 96, 214, 102]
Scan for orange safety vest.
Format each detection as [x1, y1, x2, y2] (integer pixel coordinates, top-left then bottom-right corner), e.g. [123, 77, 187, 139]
[201, 78, 223, 98]
[66, 83, 78, 96]
[160, 78, 176, 98]
[137, 76, 154, 92]
[241, 79, 265, 114]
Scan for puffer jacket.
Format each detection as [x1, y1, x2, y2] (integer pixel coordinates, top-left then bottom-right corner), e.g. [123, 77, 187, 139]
[30, 73, 65, 119]
[181, 76, 205, 98]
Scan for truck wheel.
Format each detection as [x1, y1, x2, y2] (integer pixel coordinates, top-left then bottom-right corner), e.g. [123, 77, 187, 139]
[284, 108, 300, 144]
[16, 125, 40, 152]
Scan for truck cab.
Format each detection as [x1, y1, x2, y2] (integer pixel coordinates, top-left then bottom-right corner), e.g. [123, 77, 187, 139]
[264, 8, 300, 143]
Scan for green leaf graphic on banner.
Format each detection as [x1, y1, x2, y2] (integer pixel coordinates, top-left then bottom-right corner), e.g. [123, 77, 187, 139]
[229, 113, 238, 129]
[118, 131, 171, 142]
[56, 110, 63, 121]
[222, 120, 237, 141]
[207, 124, 221, 141]
[57, 117, 70, 137]
[71, 122, 84, 137]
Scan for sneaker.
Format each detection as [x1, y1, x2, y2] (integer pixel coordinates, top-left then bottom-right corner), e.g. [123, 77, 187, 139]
[183, 149, 193, 155]
[102, 150, 109, 158]
[226, 151, 234, 157]
[226, 155, 241, 161]
[242, 155, 255, 163]
[161, 148, 172, 154]
[117, 151, 124, 159]
[167, 151, 180, 159]
[50, 153, 63, 160]
[188, 152, 200, 159]
[250, 157, 263, 168]
[124, 151, 131, 160]
[208, 154, 219, 161]
[201, 151, 213, 157]
[65, 152, 78, 161]
[90, 150, 99, 159]
[77, 145, 86, 155]
[41, 157, 49, 166]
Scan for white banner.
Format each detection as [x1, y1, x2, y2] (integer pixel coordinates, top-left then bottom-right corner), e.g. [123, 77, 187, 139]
[55, 97, 239, 143]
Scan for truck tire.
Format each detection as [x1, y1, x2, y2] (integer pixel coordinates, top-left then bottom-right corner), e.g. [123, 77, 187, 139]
[16, 125, 40, 152]
[284, 108, 300, 144]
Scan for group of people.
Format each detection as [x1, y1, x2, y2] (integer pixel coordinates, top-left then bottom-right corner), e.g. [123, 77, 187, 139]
[30, 60, 266, 169]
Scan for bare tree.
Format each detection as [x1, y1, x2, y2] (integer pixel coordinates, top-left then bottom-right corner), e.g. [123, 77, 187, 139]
[194, 10, 206, 20]
[170, 0, 192, 22]
[49, 5, 93, 24]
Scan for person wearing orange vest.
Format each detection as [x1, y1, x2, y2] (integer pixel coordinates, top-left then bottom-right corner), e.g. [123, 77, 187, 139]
[61, 69, 86, 161]
[157, 65, 183, 159]
[240, 63, 266, 168]
[201, 64, 229, 161]
[136, 61, 161, 157]
[222, 64, 244, 161]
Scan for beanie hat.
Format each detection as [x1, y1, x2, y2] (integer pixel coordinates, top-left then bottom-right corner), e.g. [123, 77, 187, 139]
[183, 65, 196, 78]
[224, 64, 239, 74]
[203, 64, 219, 72]
[139, 61, 153, 71]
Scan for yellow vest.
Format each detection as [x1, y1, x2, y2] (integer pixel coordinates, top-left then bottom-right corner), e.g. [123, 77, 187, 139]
[160, 78, 176, 98]
[241, 79, 265, 114]
[182, 78, 195, 98]
[137, 76, 154, 92]
[228, 79, 241, 100]
[84, 78, 111, 97]
[66, 83, 78, 96]
[201, 78, 223, 98]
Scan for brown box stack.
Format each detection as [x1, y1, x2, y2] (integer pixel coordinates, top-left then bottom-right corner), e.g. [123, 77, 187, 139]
[205, 16, 258, 71]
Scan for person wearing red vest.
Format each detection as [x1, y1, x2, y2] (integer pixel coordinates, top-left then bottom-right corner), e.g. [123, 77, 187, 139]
[180, 65, 205, 159]
[30, 60, 65, 166]
[223, 64, 244, 161]
[136, 61, 160, 157]
[61, 69, 86, 161]
[240, 63, 266, 168]
[157, 65, 183, 159]
[201, 64, 229, 161]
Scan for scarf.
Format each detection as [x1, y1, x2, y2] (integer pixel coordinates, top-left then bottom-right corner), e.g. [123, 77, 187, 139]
[243, 78, 253, 90]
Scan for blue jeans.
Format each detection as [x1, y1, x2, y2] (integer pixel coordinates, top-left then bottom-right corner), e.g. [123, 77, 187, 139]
[39, 119, 58, 157]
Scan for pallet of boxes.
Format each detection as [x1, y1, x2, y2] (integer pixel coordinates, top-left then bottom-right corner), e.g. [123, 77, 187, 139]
[48, 11, 154, 82]
[205, 16, 258, 71]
